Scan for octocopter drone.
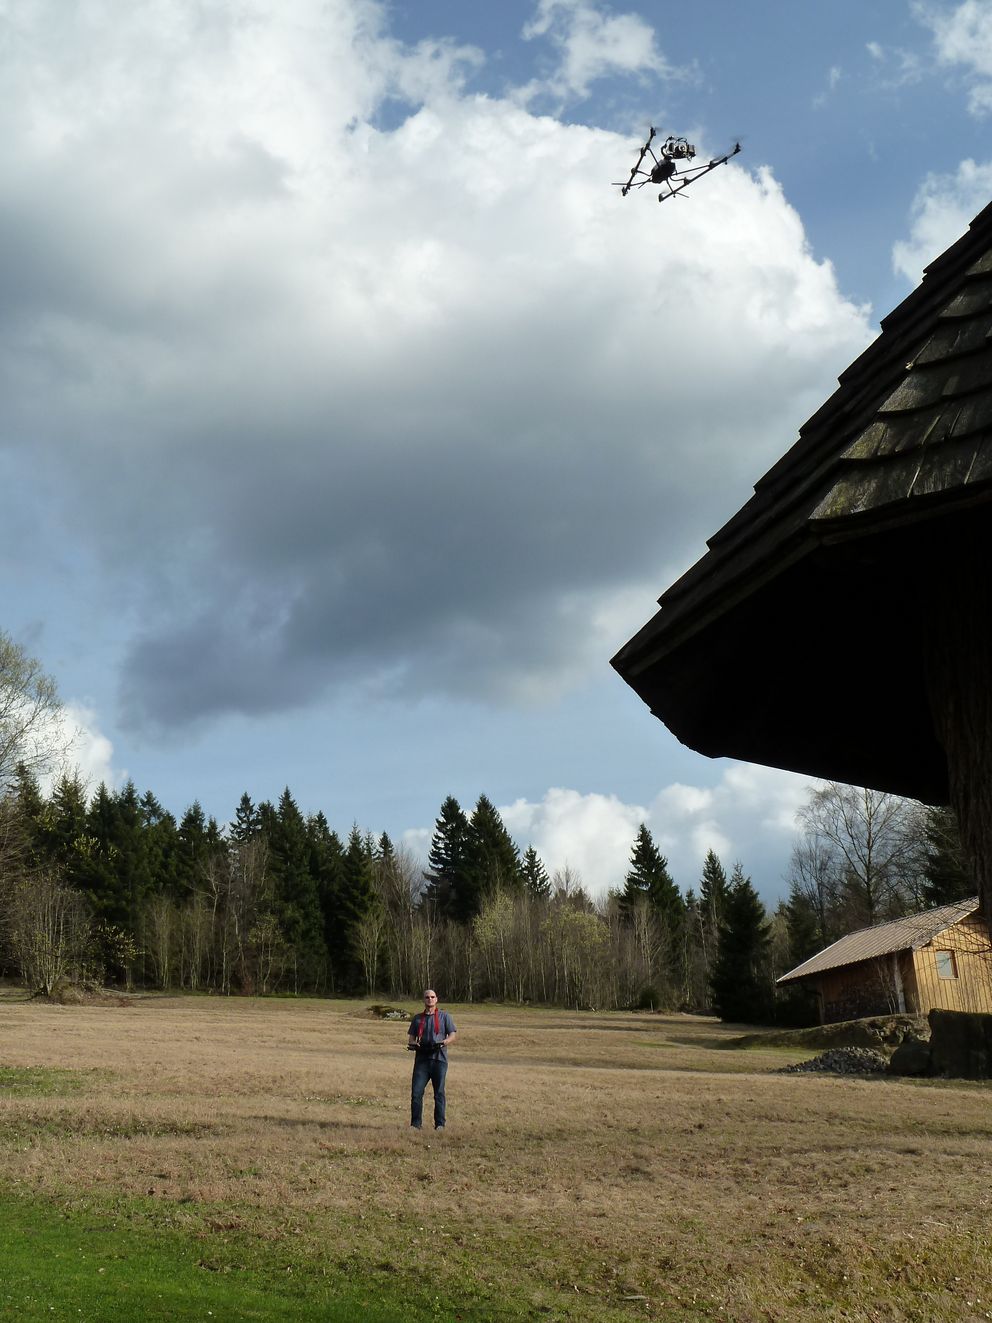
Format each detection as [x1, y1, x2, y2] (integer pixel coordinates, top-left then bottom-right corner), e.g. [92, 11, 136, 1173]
[614, 127, 741, 202]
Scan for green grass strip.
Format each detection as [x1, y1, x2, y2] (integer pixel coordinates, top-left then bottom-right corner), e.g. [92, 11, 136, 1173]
[0, 1066, 87, 1097]
[0, 1194, 503, 1322]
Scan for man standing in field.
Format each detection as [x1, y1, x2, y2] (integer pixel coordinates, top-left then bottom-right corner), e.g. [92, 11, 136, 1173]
[408, 988, 457, 1131]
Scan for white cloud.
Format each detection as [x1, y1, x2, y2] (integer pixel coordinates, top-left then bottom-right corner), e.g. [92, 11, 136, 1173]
[62, 703, 121, 792]
[496, 763, 812, 902]
[520, 0, 670, 103]
[861, 40, 922, 86]
[921, 0, 992, 113]
[892, 158, 992, 281]
[501, 786, 646, 892]
[32, 702, 122, 796]
[0, 0, 872, 735]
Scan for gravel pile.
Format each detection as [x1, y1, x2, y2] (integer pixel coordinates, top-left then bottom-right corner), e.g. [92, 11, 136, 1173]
[781, 1046, 889, 1075]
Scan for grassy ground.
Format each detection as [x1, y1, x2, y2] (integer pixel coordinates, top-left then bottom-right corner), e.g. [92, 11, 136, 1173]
[0, 992, 990, 1321]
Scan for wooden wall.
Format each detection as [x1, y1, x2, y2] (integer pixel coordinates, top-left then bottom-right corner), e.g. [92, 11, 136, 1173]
[811, 916, 992, 1022]
[909, 914, 992, 1016]
[816, 958, 909, 1023]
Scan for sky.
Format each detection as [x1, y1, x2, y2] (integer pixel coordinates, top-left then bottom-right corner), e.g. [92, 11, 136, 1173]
[3, 0, 992, 905]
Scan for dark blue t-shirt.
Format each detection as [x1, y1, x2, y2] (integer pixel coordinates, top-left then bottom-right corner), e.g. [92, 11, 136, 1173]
[410, 1008, 456, 1059]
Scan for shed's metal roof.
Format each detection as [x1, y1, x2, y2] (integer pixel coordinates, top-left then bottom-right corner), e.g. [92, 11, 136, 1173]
[776, 897, 980, 985]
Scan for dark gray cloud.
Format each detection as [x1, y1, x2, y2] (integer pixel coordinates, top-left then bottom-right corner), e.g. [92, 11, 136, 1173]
[0, 1, 872, 733]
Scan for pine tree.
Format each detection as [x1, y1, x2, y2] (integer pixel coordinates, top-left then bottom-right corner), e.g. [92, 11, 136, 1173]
[458, 795, 521, 922]
[231, 792, 262, 843]
[267, 788, 327, 990]
[691, 848, 728, 994]
[521, 845, 551, 900]
[423, 796, 470, 919]
[782, 881, 821, 967]
[921, 806, 973, 907]
[140, 791, 180, 899]
[710, 863, 772, 1024]
[307, 812, 346, 986]
[113, 780, 157, 928]
[9, 763, 50, 869]
[621, 824, 683, 932]
[75, 782, 126, 921]
[176, 801, 209, 900]
[775, 886, 822, 1026]
[48, 773, 89, 880]
[699, 849, 728, 939]
[337, 824, 377, 987]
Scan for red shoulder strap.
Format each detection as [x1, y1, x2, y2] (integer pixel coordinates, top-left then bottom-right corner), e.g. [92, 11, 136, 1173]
[417, 1009, 442, 1038]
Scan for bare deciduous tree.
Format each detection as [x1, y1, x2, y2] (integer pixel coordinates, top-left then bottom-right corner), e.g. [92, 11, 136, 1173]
[0, 632, 66, 795]
[354, 903, 387, 995]
[1, 871, 90, 996]
[795, 782, 927, 930]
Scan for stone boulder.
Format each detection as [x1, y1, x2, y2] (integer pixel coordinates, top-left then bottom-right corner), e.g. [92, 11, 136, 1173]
[928, 1008, 992, 1079]
[887, 1035, 932, 1076]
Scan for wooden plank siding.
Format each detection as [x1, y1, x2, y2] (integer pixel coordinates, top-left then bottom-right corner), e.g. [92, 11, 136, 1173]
[909, 913, 992, 1016]
[810, 915, 992, 1023]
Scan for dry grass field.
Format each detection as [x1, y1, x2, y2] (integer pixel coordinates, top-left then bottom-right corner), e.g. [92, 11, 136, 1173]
[1, 991, 991, 1321]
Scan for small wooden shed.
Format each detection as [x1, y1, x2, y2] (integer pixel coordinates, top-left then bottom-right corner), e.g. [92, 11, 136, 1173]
[777, 898, 992, 1024]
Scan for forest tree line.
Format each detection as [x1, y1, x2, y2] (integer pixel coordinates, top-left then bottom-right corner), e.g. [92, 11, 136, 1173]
[0, 761, 974, 1022]
[0, 631, 977, 1020]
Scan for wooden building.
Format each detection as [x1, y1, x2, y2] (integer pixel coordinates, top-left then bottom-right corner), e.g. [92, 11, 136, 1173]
[777, 898, 992, 1024]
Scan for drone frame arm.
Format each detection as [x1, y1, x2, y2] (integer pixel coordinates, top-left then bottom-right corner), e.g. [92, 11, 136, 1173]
[619, 126, 657, 196]
[658, 142, 741, 203]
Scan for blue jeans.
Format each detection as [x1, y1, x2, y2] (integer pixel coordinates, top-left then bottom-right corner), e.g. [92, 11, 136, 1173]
[411, 1052, 447, 1128]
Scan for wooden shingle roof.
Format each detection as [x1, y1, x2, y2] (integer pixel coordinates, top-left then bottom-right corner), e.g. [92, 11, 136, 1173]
[777, 897, 980, 985]
[612, 201, 992, 804]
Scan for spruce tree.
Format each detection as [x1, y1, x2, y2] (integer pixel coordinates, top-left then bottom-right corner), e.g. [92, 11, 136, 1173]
[783, 881, 821, 967]
[621, 824, 683, 931]
[307, 812, 346, 986]
[521, 845, 551, 900]
[338, 824, 377, 987]
[140, 791, 180, 899]
[9, 763, 50, 869]
[459, 795, 521, 922]
[231, 792, 262, 843]
[921, 806, 973, 907]
[710, 863, 772, 1024]
[423, 795, 470, 919]
[699, 849, 729, 940]
[75, 782, 126, 922]
[176, 801, 210, 900]
[267, 788, 326, 990]
[775, 886, 822, 1026]
[49, 773, 89, 880]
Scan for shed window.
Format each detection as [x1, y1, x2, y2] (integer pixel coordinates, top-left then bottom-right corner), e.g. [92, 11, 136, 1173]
[935, 949, 958, 980]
